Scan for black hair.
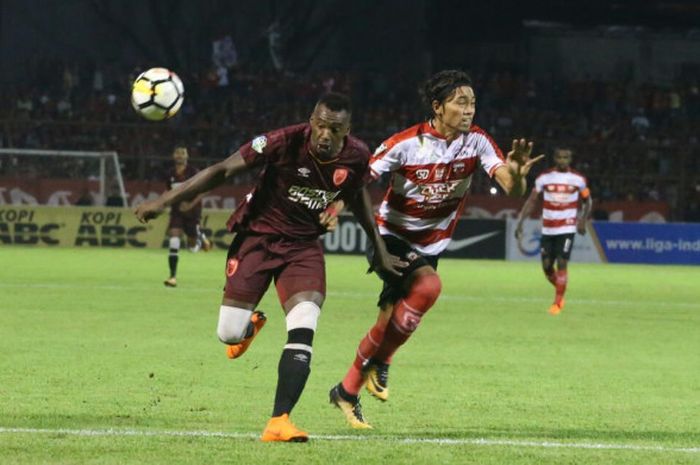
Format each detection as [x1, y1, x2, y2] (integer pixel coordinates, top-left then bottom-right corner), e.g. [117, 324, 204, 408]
[316, 92, 352, 114]
[421, 70, 473, 115]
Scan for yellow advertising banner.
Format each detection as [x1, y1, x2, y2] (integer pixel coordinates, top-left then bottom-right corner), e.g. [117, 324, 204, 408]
[0, 206, 235, 249]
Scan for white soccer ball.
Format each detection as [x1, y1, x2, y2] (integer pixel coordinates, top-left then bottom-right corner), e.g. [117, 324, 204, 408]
[131, 67, 184, 121]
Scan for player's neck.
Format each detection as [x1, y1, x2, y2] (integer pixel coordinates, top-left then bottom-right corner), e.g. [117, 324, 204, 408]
[175, 164, 186, 174]
[430, 118, 461, 143]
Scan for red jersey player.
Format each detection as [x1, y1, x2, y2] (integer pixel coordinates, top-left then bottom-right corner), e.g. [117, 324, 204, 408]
[135, 93, 402, 442]
[515, 148, 593, 315]
[163, 146, 211, 288]
[328, 70, 544, 429]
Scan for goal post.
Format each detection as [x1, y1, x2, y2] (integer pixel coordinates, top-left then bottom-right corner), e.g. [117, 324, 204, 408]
[0, 148, 128, 206]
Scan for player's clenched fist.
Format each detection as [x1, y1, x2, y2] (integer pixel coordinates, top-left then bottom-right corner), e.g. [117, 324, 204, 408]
[134, 199, 165, 223]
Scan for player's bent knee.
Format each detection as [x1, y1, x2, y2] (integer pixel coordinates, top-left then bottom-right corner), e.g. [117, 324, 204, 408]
[286, 301, 321, 332]
[216, 305, 253, 343]
[409, 273, 442, 308]
[169, 236, 181, 251]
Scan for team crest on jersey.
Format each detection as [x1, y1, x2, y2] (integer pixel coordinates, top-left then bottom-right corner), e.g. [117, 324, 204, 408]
[416, 169, 429, 180]
[251, 135, 267, 154]
[333, 168, 348, 186]
[226, 258, 239, 277]
[454, 161, 465, 173]
[297, 167, 311, 178]
[434, 167, 445, 180]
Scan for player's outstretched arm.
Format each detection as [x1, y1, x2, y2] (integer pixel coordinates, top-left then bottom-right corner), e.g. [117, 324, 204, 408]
[134, 151, 247, 223]
[347, 187, 407, 278]
[515, 188, 540, 239]
[494, 139, 544, 197]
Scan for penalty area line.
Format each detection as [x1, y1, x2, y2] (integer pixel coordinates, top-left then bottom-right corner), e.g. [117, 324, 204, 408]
[0, 427, 698, 454]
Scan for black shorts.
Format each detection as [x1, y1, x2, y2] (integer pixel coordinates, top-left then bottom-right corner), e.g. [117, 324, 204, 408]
[366, 235, 438, 308]
[540, 233, 575, 261]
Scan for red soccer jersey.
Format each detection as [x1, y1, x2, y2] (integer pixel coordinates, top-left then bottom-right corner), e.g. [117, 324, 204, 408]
[166, 164, 201, 219]
[227, 123, 370, 239]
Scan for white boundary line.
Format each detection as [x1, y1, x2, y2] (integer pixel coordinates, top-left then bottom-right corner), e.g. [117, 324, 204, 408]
[1, 282, 698, 309]
[0, 427, 698, 454]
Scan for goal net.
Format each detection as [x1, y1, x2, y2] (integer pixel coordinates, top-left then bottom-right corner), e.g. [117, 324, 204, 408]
[0, 148, 127, 206]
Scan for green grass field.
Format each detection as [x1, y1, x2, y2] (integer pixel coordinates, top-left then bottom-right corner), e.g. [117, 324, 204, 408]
[1, 246, 699, 464]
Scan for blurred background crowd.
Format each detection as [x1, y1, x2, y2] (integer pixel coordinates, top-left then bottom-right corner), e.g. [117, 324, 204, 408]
[1, 0, 699, 221]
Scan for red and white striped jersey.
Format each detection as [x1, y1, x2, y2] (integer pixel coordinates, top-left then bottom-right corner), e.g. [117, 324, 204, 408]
[369, 122, 505, 255]
[534, 168, 590, 235]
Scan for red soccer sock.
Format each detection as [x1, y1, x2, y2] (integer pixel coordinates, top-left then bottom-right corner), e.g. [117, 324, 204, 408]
[554, 269, 568, 306]
[341, 321, 387, 396]
[373, 273, 442, 363]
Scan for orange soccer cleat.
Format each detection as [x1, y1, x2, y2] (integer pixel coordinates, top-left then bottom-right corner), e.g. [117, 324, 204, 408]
[260, 414, 309, 442]
[548, 298, 565, 316]
[226, 311, 267, 359]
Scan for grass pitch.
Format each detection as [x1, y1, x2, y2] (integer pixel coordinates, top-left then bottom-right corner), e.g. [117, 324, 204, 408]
[1, 246, 699, 464]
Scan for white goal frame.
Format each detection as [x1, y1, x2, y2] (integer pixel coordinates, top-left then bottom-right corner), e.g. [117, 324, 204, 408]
[0, 148, 128, 206]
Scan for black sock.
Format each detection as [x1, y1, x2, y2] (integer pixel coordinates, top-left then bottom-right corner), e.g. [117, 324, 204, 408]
[168, 251, 178, 278]
[272, 328, 314, 417]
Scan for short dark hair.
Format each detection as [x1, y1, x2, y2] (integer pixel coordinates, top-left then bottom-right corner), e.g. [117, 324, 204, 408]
[421, 70, 473, 114]
[316, 92, 352, 114]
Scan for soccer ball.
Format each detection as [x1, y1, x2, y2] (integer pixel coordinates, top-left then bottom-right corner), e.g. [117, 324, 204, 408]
[131, 67, 184, 121]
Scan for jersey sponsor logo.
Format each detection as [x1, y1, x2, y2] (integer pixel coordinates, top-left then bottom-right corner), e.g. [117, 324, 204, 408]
[251, 135, 267, 154]
[419, 180, 461, 203]
[287, 185, 340, 210]
[226, 258, 239, 277]
[333, 168, 348, 187]
[297, 167, 311, 178]
[416, 169, 429, 180]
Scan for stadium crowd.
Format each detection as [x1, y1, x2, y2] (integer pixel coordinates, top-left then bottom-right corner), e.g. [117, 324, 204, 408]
[1, 59, 699, 220]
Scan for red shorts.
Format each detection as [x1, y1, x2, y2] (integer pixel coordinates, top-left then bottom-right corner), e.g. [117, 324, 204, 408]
[168, 213, 200, 238]
[223, 233, 326, 306]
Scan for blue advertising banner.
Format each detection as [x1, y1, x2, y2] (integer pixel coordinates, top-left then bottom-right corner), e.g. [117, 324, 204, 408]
[593, 222, 700, 265]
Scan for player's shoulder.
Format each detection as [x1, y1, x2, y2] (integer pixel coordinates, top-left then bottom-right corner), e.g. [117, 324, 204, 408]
[568, 167, 587, 180]
[467, 124, 491, 138]
[379, 122, 426, 152]
[344, 134, 371, 160]
[536, 167, 558, 180]
[263, 122, 308, 140]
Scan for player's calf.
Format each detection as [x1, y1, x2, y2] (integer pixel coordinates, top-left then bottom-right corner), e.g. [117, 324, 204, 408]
[165, 236, 180, 286]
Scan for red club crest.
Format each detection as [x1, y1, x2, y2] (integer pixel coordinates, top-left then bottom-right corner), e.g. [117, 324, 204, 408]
[226, 258, 239, 277]
[333, 168, 348, 186]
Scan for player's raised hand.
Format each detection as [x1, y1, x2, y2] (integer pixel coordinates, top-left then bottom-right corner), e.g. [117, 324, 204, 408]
[507, 138, 545, 177]
[134, 199, 164, 223]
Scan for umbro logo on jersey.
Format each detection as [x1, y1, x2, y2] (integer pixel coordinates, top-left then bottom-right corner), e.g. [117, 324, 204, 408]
[297, 167, 311, 178]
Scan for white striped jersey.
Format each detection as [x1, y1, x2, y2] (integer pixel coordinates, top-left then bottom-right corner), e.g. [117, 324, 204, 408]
[534, 168, 590, 235]
[369, 122, 506, 255]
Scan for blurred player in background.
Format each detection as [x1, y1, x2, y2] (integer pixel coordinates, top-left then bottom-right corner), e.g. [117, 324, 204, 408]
[515, 148, 593, 315]
[135, 93, 403, 442]
[163, 146, 211, 287]
[329, 69, 544, 429]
